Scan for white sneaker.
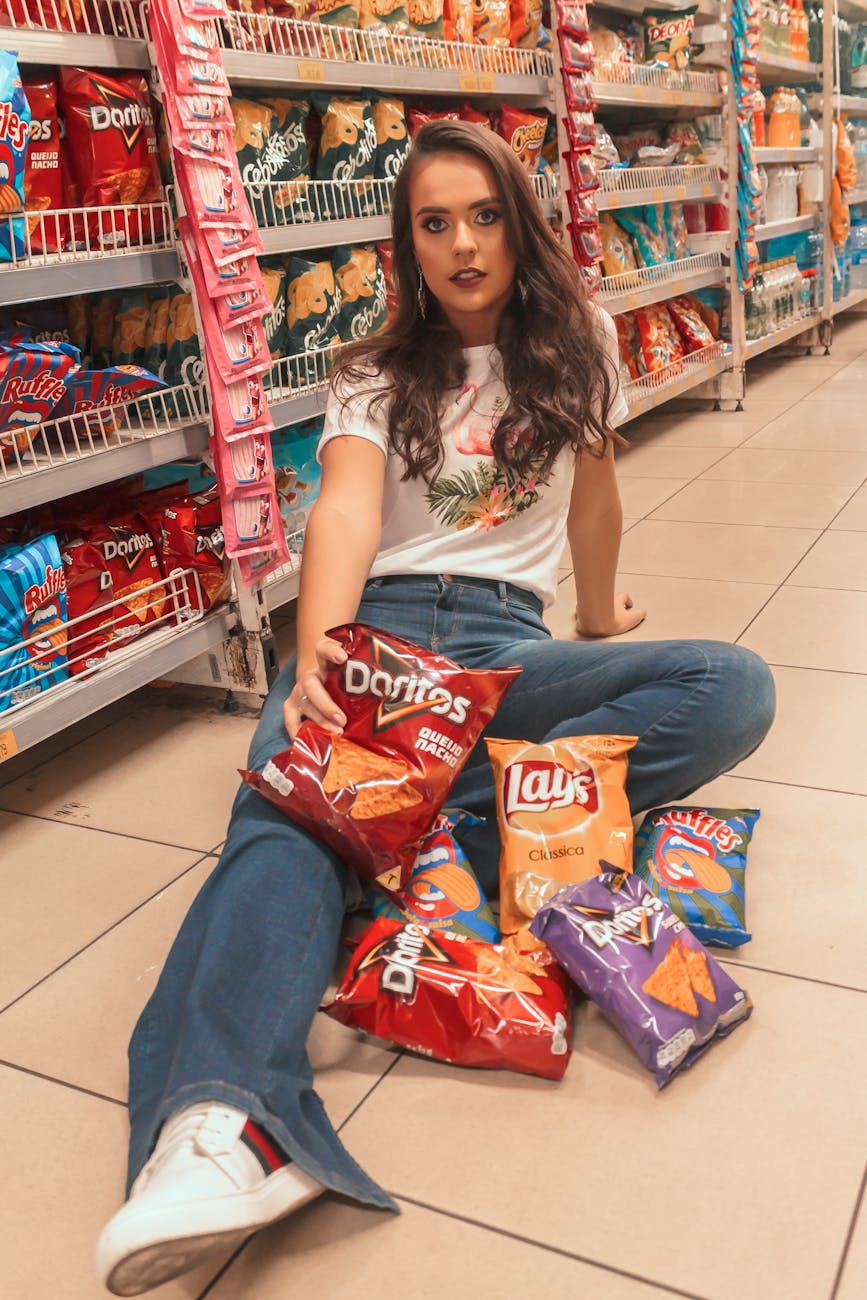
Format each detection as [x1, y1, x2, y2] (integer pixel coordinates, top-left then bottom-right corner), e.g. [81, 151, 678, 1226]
[96, 1102, 324, 1296]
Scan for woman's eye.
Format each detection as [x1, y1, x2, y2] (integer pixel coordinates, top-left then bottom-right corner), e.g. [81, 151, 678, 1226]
[476, 207, 501, 226]
[422, 216, 448, 233]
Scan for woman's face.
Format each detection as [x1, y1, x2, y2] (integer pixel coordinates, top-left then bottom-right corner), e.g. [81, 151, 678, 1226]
[409, 151, 517, 348]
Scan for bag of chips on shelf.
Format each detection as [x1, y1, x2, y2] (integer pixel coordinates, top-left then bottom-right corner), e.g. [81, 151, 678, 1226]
[559, 1, 590, 37]
[316, 0, 361, 25]
[664, 120, 707, 165]
[371, 96, 410, 183]
[0, 534, 69, 711]
[142, 286, 171, 380]
[614, 19, 644, 61]
[615, 312, 642, 381]
[634, 303, 686, 374]
[615, 209, 668, 267]
[0, 50, 30, 263]
[151, 485, 231, 615]
[459, 103, 494, 130]
[53, 364, 167, 422]
[642, 5, 697, 70]
[0, 340, 79, 463]
[665, 201, 690, 259]
[613, 125, 663, 163]
[359, 0, 409, 32]
[408, 0, 445, 41]
[599, 215, 637, 277]
[667, 295, 715, 352]
[375, 239, 398, 319]
[260, 258, 290, 360]
[592, 123, 620, 168]
[444, 0, 473, 41]
[89, 294, 119, 369]
[313, 95, 378, 217]
[683, 290, 720, 338]
[496, 105, 547, 175]
[473, 0, 511, 46]
[231, 97, 301, 227]
[510, 0, 542, 49]
[165, 288, 204, 391]
[270, 421, 323, 534]
[286, 255, 343, 354]
[333, 244, 389, 342]
[22, 76, 63, 254]
[408, 106, 461, 138]
[112, 290, 151, 368]
[589, 22, 629, 74]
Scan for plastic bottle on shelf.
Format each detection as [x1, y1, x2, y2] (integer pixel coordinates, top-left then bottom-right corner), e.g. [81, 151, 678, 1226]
[790, 0, 809, 61]
[777, 0, 792, 56]
[806, 3, 822, 66]
[746, 267, 767, 339]
[753, 88, 767, 146]
[767, 88, 801, 149]
[849, 219, 867, 287]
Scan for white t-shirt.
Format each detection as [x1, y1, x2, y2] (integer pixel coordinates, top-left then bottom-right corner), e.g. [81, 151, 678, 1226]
[318, 307, 628, 608]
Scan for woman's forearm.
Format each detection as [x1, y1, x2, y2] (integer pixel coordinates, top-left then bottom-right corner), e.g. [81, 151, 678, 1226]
[296, 499, 381, 671]
[569, 496, 623, 636]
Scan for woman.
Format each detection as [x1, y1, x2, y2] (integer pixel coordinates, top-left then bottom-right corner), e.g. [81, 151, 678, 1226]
[96, 122, 775, 1295]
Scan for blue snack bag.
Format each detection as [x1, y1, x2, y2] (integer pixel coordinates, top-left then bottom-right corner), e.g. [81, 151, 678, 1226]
[632, 805, 759, 948]
[0, 50, 30, 262]
[368, 809, 500, 942]
[0, 533, 69, 713]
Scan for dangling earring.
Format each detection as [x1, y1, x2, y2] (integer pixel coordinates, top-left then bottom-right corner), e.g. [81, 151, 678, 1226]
[417, 266, 427, 319]
[518, 273, 529, 306]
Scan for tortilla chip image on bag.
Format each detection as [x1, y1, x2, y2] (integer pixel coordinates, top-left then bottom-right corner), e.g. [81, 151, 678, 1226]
[243, 623, 521, 891]
[487, 735, 637, 935]
[633, 805, 759, 947]
[531, 871, 752, 1086]
[323, 918, 572, 1079]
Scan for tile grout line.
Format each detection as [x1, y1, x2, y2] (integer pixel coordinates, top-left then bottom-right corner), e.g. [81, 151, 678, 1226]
[716, 960, 866, 997]
[336, 1051, 404, 1135]
[719, 772, 867, 798]
[0, 802, 225, 856]
[0, 851, 217, 1018]
[390, 1192, 711, 1300]
[0, 1056, 125, 1107]
[830, 1162, 867, 1299]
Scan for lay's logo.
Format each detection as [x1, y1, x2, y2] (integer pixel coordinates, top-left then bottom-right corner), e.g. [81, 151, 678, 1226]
[503, 760, 599, 821]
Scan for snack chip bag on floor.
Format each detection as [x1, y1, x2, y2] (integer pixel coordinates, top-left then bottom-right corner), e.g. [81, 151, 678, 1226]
[243, 623, 521, 891]
[368, 809, 499, 942]
[531, 870, 752, 1086]
[0, 50, 30, 263]
[322, 918, 572, 1079]
[633, 805, 759, 947]
[486, 735, 637, 936]
[0, 533, 69, 712]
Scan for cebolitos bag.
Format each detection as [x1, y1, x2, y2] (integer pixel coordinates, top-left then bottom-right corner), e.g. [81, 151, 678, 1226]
[285, 255, 342, 354]
[243, 623, 521, 890]
[332, 244, 388, 342]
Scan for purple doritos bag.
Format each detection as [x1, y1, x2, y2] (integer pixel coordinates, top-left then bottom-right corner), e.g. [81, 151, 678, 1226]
[530, 869, 752, 1086]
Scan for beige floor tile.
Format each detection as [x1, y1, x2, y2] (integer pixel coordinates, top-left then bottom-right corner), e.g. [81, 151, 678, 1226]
[627, 404, 781, 445]
[615, 443, 728, 480]
[0, 1065, 233, 1300]
[650, 478, 851, 529]
[831, 484, 867, 531]
[618, 519, 818, 584]
[786, 530, 867, 591]
[808, 368, 867, 398]
[701, 446, 867, 487]
[734, 666, 867, 794]
[0, 693, 132, 792]
[836, 1185, 867, 1300]
[0, 693, 259, 851]
[0, 857, 396, 1123]
[679, 773, 867, 989]
[740, 587, 867, 674]
[743, 369, 832, 400]
[614, 476, 689, 518]
[208, 1198, 675, 1300]
[0, 813, 203, 1009]
[338, 969, 867, 1300]
[743, 403, 867, 452]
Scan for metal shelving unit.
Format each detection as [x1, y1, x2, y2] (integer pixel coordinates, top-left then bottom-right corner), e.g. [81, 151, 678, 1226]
[598, 252, 726, 315]
[623, 343, 732, 421]
[597, 165, 723, 211]
[0, 0, 149, 67]
[754, 146, 820, 164]
[756, 54, 821, 83]
[591, 65, 723, 109]
[831, 285, 867, 315]
[755, 213, 820, 241]
[744, 312, 821, 359]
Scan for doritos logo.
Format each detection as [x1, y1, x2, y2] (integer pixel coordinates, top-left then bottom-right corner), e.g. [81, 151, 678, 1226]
[343, 635, 472, 730]
[100, 529, 154, 572]
[87, 83, 153, 152]
[357, 922, 454, 996]
[571, 894, 665, 950]
[504, 760, 599, 819]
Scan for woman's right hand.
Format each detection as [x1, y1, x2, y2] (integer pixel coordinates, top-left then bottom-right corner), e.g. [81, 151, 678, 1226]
[283, 637, 349, 741]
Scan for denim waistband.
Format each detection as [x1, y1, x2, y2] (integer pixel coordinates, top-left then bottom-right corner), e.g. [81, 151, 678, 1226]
[365, 573, 543, 614]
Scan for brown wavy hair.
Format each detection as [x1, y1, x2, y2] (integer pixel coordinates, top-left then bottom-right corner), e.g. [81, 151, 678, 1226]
[329, 120, 616, 484]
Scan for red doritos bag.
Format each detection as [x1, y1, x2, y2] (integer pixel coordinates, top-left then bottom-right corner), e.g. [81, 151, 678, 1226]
[243, 623, 521, 892]
[407, 106, 461, 138]
[150, 486, 230, 615]
[323, 917, 573, 1079]
[23, 76, 63, 254]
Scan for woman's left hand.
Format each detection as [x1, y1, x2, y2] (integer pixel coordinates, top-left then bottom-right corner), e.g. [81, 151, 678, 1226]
[575, 592, 646, 639]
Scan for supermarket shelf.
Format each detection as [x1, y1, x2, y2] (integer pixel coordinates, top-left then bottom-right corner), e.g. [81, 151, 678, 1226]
[219, 16, 551, 99]
[754, 147, 820, 164]
[0, 606, 237, 760]
[598, 252, 725, 315]
[623, 343, 732, 421]
[269, 387, 329, 428]
[846, 186, 867, 205]
[265, 534, 305, 611]
[809, 93, 867, 115]
[754, 213, 819, 241]
[0, 0, 149, 69]
[593, 0, 720, 18]
[831, 285, 867, 316]
[0, 249, 180, 306]
[591, 66, 722, 109]
[756, 53, 821, 83]
[597, 165, 723, 211]
[744, 313, 820, 359]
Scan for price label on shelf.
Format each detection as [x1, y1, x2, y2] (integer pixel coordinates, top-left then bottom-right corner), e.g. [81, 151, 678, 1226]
[608, 193, 621, 208]
[297, 60, 326, 83]
[652, 188, 664, 202]
[672, 280, 683, 294]
[676, 186, 686, 200]
[476, 73, 497, 93]
[635, 86, 649, 100]
[626, 293, 639, 308]
[0, 729, 18, 763]
[662, 89, 675, 104]
[459, 73, 479, 92]
[701, 183, 712, 195]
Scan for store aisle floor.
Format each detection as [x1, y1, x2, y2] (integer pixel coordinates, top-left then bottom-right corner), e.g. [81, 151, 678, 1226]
[1, 318, 866, 1300]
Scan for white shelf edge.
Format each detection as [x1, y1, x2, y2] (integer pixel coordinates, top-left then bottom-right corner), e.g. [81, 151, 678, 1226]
[623, 348, 732, 422]
[0, 249, 180, 306]
[9, 30, 149, 69]
[756, 54, 821, 82]
[744, 314, 821, 359]
[268, 387, 329, 430]
[830, 285, 867, 316]
[846, 187, 867, 205]
[0, 607, 237, 759]
[591, 82, 723, 110]
[599, 264, 725, 316]
[598, 182, 723, 211]
[1, 421, 210, 516]
[754, 214, 818, 240]
[754, 147, 820, 164]
[266, 566, 301, 611]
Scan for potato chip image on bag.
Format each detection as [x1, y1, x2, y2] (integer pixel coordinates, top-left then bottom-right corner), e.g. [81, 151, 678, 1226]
[332, 244, 388, 342]
[487, 735, 637, 935]
[286, 256, 342, 354]
[360, 0, 410, 33]
[531, 870, 752, 1086]
[408, 0, 445, 40]
[313, 95, 379, 217]
[371, 96, 409, 182]
[633, 805, 758, 948]
[243, 623, 521, 891]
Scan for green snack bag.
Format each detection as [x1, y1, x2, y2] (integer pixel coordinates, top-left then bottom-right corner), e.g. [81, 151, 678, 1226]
[371, 95, 410, 182]
[313, 94, 379, 216]
[332, 244, 389, 341]
[286, 255, 342, 355]
[642, 5, 697, 69]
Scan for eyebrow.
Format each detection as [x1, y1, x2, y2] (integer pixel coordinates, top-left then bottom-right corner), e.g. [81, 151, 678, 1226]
[415, 196, 501, 216]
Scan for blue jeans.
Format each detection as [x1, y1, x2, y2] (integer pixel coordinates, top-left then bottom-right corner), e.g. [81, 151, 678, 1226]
[126, 575, 774, 1207]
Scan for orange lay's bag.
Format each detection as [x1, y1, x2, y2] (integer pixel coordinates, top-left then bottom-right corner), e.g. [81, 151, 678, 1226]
[486, 735, 637, 935]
